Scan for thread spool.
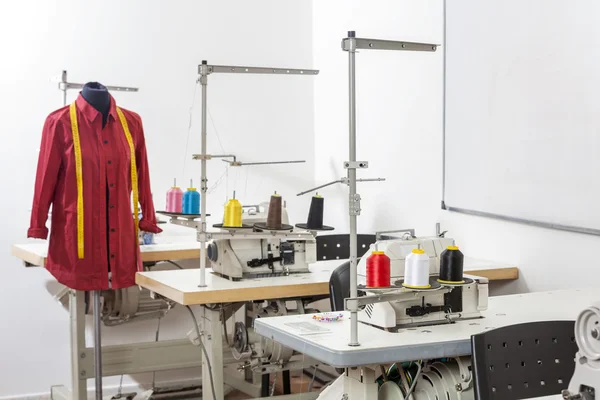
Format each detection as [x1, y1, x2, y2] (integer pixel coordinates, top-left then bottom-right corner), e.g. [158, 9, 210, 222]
[266, 193, 282, 228]
[403, 249, 431, 289]
[223, 196, 243, 227]
[182, 179, 200, 215]
[254, 192, 293, 231]
[165, 178, 183, 213]
[295, 193, 334, 231]
[438, 245, 465, 284]
[366, 251, 391, 288]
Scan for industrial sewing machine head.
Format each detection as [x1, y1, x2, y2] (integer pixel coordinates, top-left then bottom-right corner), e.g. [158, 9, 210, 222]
[207, 199, 319, 280]
[354, 235, 489, 329]
[562, 302, 600, 399]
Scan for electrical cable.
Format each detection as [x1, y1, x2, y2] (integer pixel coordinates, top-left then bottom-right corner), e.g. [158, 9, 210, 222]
[221, 307, 230, 347]
[403, 361, 422, 400]
[152, 316, 162, 389]
[398, 365, 410, 397]
[166, 260, 184, 270]
[185, 306, 217, 400]
[270, 373, 276, 396]
[308, 365, 318, 392]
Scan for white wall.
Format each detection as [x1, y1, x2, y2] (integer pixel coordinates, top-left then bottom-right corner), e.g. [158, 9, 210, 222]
[0, 0, 315, 397]
[312, 0, 444, 236]
[313, 0, 600, 297]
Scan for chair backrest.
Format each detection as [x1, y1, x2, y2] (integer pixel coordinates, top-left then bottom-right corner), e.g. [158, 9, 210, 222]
[329, 261, 351, 312]
[471, 320, 577, 400]
[316, 234, 376, 261]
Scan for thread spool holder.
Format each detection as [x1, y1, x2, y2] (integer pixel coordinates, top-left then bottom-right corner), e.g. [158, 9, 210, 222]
[186, 61, 319, 288]
[339, 31, 438, 347]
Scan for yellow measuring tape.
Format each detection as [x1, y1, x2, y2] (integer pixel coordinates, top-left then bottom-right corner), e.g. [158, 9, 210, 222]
[116, 107, 140, 247]
[69, 104, 139, 259]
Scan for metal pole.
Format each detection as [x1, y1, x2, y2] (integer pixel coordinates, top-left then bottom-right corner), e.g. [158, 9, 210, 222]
[93, 290, 103, 399]
[199, 61, 208, 287]
[61, 70, 68, 106]
[347, 31, 360, 347]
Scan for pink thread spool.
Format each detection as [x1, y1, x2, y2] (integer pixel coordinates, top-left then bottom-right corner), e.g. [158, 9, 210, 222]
[166, 179, 183, 213]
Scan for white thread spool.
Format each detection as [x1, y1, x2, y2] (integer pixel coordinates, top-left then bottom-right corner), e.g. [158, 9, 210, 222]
[403, 248, 431, 289]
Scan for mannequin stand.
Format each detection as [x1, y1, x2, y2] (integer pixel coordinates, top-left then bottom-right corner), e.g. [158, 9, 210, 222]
[93, 291, 103, 399]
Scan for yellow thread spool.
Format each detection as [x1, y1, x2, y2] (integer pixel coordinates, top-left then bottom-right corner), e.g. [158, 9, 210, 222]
[223, 198, 243, 227]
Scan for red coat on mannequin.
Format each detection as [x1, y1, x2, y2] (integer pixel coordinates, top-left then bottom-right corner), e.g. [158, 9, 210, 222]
[28, 93, 162, 290]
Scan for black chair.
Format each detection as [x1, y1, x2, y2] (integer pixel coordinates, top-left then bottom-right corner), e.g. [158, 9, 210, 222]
[329, 261, 351, 312]
[471, 320, 577, 400]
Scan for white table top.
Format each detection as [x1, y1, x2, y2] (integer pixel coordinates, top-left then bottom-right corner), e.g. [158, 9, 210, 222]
[254, 288, 596, 367]
[135, 257, 518, 305]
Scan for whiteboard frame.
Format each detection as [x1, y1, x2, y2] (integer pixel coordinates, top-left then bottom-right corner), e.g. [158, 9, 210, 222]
[440, 0, 600, 237]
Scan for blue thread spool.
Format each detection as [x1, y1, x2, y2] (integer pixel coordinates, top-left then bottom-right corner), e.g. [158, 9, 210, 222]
[182, 179, 200, 215]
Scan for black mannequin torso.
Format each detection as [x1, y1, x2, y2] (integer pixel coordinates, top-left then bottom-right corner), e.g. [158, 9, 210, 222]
[81, 82, 110, 127]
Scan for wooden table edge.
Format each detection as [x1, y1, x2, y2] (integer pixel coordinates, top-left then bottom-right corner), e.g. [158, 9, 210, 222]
[135, 273, 330, 306]
[466, 267, 519, 281]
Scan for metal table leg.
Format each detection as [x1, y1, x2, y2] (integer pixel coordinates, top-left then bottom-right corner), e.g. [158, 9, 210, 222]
[201, 306, 224, 400]
[70, 290, 88, 400]
[93, 291, 103, 399]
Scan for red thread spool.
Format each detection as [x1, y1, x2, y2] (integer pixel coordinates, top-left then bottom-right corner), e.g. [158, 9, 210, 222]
[366, 251, 391, 288]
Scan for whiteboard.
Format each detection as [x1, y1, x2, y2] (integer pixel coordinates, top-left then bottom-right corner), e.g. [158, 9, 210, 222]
[444, 0, 600, 235]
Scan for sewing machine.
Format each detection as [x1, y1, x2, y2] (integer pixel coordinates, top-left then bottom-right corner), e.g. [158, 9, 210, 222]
[207, 202, 317, 279]
[562, 302, 600, 400]
[355, 236, 489, 329]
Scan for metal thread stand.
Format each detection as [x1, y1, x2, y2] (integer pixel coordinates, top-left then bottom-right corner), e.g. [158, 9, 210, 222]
[195, 62, 319, 288]
[58, 70, 139, 106]
[341, 31, 438, 346]
[56, 71, 139, 399]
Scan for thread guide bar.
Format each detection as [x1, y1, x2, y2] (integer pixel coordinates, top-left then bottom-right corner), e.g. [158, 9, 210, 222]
[57, 70, 139, 92]
[341, 37, 439, 52]
[296, 177, 385, 197]
[198, 63, 319, 76]
[56, 70, 139, 106]
[191, 153, 305, 167]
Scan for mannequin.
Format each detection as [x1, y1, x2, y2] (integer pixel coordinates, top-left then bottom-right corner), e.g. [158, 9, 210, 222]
[30, 83, 162, 399]
[81, 82, 110, 127]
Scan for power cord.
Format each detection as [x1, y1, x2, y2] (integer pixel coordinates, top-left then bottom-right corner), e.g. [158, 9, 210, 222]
[308, 365, 318, 392]
[166, 260, 184, 270]
[404, 361, 422, 400]
[186, 306, 217, 400]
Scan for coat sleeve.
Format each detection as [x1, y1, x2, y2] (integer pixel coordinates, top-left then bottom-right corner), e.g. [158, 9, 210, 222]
[133, 114, 162, 234]
[28, 115, 64, 239]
